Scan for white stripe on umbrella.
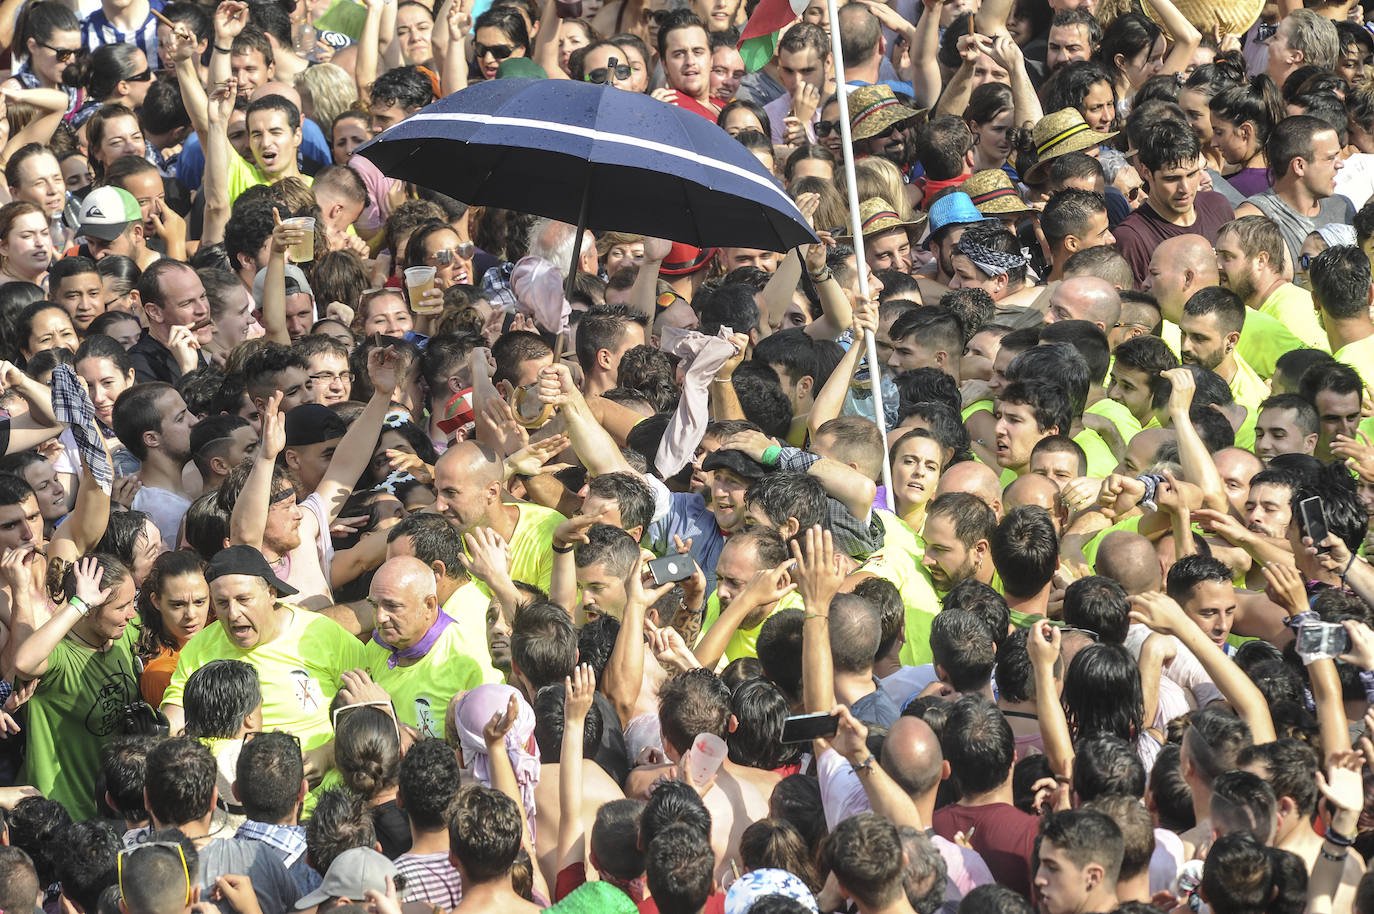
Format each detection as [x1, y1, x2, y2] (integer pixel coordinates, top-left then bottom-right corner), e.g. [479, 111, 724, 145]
[401, 111, 805, 216]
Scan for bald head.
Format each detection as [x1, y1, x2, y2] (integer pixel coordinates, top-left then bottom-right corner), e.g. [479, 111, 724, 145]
[1150, 236, 1220, 322]
[252, 81, 302, 109]
[372, 555, 437, 599]
[1121, 426, 1176, 475]
[936, 460, 1004, 518]
[1049, 277, 1121, 333]
[440, 440, 504, 486]
[1094, 531, 1162, 595]
[1004, 473, 1061, 522]
[881, 716, 945, 800]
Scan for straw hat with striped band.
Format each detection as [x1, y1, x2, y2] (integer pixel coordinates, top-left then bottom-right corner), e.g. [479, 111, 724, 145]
[849, 85, 925, 142]
[961, 169, 1033, 215]
[839, 197, 928, 241]
[1020, 108, 1118, 184]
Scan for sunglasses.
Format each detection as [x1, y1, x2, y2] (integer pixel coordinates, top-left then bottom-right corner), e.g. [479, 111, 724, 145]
[474, 42, 516, 60]
[816, 119, 841, 138]
[643, 8, 674, 24]
[587, 59, 632, 84]
[119, 842, 190, 906]
[127, 68, 154, 82]
[429, 242, 475, 264]
[333, 700, 402, 744]
[41, 42, 81, 63]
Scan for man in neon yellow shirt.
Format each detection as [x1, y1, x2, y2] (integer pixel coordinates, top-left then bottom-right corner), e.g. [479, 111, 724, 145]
[993, 379, 1072, 478]
[695, 527, 798, 667]
[1310, 245, 1374, 382]
[1178, 287, 1266, 448]
[433, 440, 567, 594]
[1215, 217, 1328, 352]
[385, 513, 502, 683]
[363, 556, 485, 739]
[162, 546, 366, 766]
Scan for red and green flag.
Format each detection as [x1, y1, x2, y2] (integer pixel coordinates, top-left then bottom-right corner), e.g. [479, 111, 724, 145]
[737, 0, 809, 71]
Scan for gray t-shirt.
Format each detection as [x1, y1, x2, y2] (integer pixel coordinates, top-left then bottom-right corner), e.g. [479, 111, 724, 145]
[198, 837, 300, 914]
[1243, 188, 1356, 268]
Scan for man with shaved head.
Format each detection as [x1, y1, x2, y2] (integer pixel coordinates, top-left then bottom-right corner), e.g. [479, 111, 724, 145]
[819, 713, 995, 907]
[1143, 234, 1310, 379]
[433, 440, 567, 593]
[1117, 427, 1177, 476]
[363, 556, 485, 739]
[1004, 474, 1067, 535]
[935, 461, 1004, 519]
[1213, 447, 1264, 516]
[1093, 531, 1163, 595]
[1046, 277, 1123, 347]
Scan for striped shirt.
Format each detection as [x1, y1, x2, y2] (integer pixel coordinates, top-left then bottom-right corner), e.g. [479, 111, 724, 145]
[82, 0, 164, 62]
[396, 851, 463, 908]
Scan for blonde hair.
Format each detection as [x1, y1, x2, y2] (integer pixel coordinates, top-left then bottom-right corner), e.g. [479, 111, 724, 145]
[841, 157, 917, 221]
[296, 64, 359, 131]
[595, 231, 644, 260]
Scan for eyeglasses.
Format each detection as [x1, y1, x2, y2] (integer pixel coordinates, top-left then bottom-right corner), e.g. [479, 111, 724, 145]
[41, 42, 81, 62]
[126, 68, 154, 82]
[308, 370, 354, 385]
[587, 57, 632, 84]
[1257, 21, 1279, 43]
[119, 842, 190, 906]
[333, 700, 402, 744]
[815, 119, 841, 138]
[427, 242, 475, 264]
[474, 42, 515, 60]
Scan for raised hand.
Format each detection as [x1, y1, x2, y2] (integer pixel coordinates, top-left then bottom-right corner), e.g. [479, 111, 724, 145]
[814, 704, 869, 765]
[564, 662, 596, 724]
[214, 0, 249, 41]
[269, 208, 308, 256]
[483, 692, 521, 745]
[506, 433, 571, 478]
[789, 525, 844, 613]
[1128, 591, 1188, 638]
[1260, 560, 1309, 617]
[462, 527, 511, 585]
[1315, 749, 1365, 815]
[552, 509, 607, 550]
[72, 555, 112, 609]
[1161, 367, 1195, 417]
[208, 77, 239, 125]
[258, 391, 286, 459]
[367, 344, 401, 397]
[1027, 617, 1061, 669]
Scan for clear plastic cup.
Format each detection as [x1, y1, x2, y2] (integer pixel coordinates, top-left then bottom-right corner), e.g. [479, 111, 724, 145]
[405, 265, 438, 314]
[685, 732, 727, 787]
[284, 216, 315, 262]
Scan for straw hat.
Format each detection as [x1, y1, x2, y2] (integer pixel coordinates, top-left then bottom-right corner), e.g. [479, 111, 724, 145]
[1143, 0, 1263, 42]
[1021, 108, 1118, 184]
[849, 85, 925, 142]
[961, 169, 1033, 215]
[839, 196, 928, 240]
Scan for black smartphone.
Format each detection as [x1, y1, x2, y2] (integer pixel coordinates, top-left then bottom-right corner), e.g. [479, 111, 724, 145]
[1299, 496, 1330, 551]
[781, 712, 838, 744]
[647, 555, 696, 586]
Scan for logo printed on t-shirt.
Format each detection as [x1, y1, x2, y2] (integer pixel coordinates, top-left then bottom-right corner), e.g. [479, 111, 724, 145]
[415, 697, 438, 738]
[290, 669, 324, 711]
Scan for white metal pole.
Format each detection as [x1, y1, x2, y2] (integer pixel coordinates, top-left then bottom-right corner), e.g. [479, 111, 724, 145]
[822, 1, 894, 512]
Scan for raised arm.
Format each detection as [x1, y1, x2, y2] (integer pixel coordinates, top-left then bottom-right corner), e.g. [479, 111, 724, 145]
[795, 525, 845, 714]
[532, 0, 568, 80]
[356, 0, 390, 103]
[11, 554, 106, 679]
[1161, 368, 1228, 512]
[722, 429, 877, 522]
[313, 346, 402, 523]
[261, 212, 305, 345]
[802, 240, 855, 343]
[1307, 751, 1364, 914]
[441, 0, 473, 96]
[630, 239, 671, 324]
[557, 664, 596, 879]
[1146, 0, 1202, 78]
[818, 705, 923, 828]
[200, 76, 236, 247]
[1129, 591, 1276, 743]
[760, 249, 804, 336]
[906, 0, 943, 112]
[48, 455, 112, 564]
[807, 301, 876, 438]
[986, 35, 1042, 127]
[603, 556, 669, 727]
[539, 364, 634, 476]
[692, 560, 795, 669]
[230, 391, 285, 551]
[934, 33, 981, 120]
[1028, 619, 1074, 779]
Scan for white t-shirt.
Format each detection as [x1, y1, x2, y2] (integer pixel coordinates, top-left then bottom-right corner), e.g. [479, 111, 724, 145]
[1336, 153, 1374, 211]
[132, 486, 191, 545]
[879, 665, 937, 709]
[1125, 623, 1223, 710]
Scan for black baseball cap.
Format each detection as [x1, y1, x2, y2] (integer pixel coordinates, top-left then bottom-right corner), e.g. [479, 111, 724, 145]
[285, 404, 348, 447]
[205, 545, 298, 596]
[701, 449, 770, 481]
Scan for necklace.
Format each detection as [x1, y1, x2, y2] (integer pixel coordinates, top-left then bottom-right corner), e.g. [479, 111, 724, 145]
[68, 627, 106, 651]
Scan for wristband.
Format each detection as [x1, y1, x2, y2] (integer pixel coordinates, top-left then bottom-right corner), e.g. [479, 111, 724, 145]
[853, 754, 876, 774]
[214, 44, 233, 54]
[1343, 553, 1358, 581]
[808, 266, 833, 283]
[552, 542, 574, 554]
[69, 595, 90, 616]
[761, 445, 782, 467]
[1325, 827, 1356, 847]
[1321, 846, 1348, 862]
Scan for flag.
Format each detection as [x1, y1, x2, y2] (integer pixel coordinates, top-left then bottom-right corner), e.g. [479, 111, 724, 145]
[737, 0, 809, 72]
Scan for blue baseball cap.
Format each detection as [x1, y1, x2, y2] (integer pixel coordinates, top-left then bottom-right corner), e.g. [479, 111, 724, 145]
[926, 192, 996, 245]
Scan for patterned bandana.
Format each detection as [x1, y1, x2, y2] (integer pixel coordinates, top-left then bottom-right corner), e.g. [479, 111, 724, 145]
[51, 364, 113, 495]
[955, 238, 1026, 277]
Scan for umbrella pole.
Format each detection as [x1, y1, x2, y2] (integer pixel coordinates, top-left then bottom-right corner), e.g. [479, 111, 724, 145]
[822, 2, 894, 513]
[555, 172, 595, 364]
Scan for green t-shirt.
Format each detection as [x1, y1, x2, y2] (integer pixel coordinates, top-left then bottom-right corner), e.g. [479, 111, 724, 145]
[868, 510, 942, 666]
[1163, 312, 1311, 380]
[1228, 353, 1267, 451]
[163, 606, 366, 750]
[1259, 283, 1328, 353]
[364, 623, 485, 740]
[1080, 515, 1144, 569]
[1085, 396, 1142, 450]
[1335, 335, 1374, 386]
[441, 580, 503, 683]
[226, 153, 314, 205]
[1073, 427, 1118, 479]
[474, 502, 567, 596]
[19, 624, 140, 819]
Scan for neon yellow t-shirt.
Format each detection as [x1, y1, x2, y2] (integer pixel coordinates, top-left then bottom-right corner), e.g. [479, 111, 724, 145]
[504, 502, 568, 595]
[1227, 353, 1267, 451]
[440, 580, 503, 683]
[363, 623, 485, 739]
[1335, 335, 1374, 385]
[1163, 312, 1309, 380]
[962, 398, 993, 421]
[1080, 515, 1144, 570]
[1258, 283, 1328, 353]
[700, 590, 805, 663]
[163, 605, 366, 750]
[1085, 396, 1142, 448]
[1073, 428, 1118, 479]
[226, 152, 314, 205]
[868, 510, 941, 666]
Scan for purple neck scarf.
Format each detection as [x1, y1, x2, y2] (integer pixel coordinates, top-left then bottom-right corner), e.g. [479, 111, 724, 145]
[372, 612, 454, 668]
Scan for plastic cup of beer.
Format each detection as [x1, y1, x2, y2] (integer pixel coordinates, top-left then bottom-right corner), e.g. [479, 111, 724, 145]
[283, 217, 315, 262]
[405, 266, 439, 313]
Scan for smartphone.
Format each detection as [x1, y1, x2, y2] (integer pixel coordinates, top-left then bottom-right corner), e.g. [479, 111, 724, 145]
[1297, 621, 1351, 659]
[1299, 496, 1330, 551]
[647, 555, 696, 586]
[781, 712, 838, 744]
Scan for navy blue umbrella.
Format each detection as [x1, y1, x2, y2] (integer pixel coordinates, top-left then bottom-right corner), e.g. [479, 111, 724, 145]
[354, 78, 818, 256]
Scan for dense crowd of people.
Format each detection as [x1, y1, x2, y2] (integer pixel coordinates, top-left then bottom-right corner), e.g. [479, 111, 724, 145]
[6, 0, 1374, 912]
